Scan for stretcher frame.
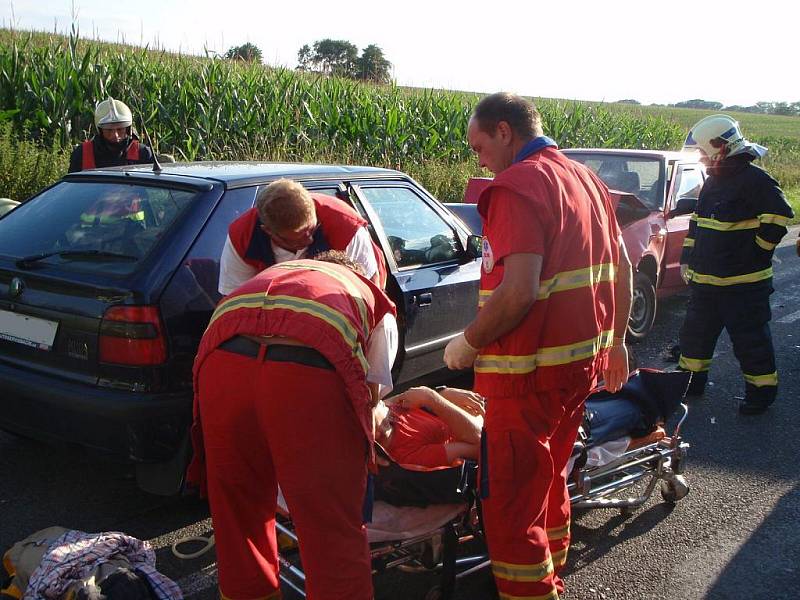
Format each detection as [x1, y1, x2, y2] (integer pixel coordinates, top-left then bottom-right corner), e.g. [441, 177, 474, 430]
[275, 388, 691, 599]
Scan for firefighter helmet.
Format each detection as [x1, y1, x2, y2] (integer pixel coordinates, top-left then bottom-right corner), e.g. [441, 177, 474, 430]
[683, 114, 765, 161]
[94, 97, 133, 130]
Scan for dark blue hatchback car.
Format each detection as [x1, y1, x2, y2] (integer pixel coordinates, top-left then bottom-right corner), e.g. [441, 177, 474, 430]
[0, 162, 481, 493]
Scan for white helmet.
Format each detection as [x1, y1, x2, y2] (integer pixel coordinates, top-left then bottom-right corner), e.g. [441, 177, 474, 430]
[683, 114, 766, 161]
[94, 97, 133, 129]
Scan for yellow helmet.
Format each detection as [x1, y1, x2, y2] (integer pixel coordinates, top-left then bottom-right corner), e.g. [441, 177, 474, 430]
[94, 97, 133, 129]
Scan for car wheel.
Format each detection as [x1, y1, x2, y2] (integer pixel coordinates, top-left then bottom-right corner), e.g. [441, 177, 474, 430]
[627, 272, 656, 342]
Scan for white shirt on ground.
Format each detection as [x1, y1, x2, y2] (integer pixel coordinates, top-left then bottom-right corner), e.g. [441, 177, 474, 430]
[218, 226, 379, 295]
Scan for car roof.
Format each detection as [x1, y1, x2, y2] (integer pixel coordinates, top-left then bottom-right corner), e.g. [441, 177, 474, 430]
[65, 161, 405, 189]
[562, 148, 701, 162]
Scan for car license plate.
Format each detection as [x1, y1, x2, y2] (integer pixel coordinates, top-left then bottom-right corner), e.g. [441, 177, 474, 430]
[0, 309, 59, 351]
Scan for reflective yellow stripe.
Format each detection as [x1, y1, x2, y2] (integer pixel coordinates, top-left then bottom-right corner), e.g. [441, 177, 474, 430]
[474, 331, 613, 374]
[755, 236, 776, 251]
[678, 356, 712, 372]
[210, 293, 368, 371]
[551, 547, 568, 567]
[274, 260, 371, 339]
[475, 353, 538, 375]
[695, 217, 759, 231]
[682, 237, 695, 248]
[492, 558, 554, 583]
[537, 262, 616, 300]
[536, 330, 614, 367]
[546, 523, 570, 540]
[79, 210, 145, 224]
[758, 213, 791, 226]
[478, 262, 615, 307]
[498, 589, 559, 600]
[744, 371, 778, 387]
[686, 267, 773, 286]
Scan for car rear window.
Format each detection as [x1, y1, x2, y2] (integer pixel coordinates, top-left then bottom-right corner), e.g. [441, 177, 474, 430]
[565, 153, 665, 210]
[0, 181, 198, 276]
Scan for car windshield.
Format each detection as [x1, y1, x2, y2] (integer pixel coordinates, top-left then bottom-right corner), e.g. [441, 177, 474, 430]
[565, 153, 665, 211]
[0, 181, 197, 276]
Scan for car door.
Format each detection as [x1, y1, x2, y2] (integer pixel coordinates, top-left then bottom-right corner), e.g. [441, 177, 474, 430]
[349, 182, 480, 384]
[662, 163, 705, 290]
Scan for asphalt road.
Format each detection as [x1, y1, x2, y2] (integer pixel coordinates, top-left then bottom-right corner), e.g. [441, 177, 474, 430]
[2, 232, 799, 600]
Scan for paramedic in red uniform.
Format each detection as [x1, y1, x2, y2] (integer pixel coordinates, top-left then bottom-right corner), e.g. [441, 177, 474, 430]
[218, 178, 385, 294]
[68, 97, 154, 172]
[444, 92, 633, 599]
[187, 251, 397, 600]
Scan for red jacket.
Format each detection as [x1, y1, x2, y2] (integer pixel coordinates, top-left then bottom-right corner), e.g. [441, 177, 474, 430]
[81, 139, 140, 170]
[187, 259, 396, 494]
[228, 193, 387, 286]
[474, 147, 621, 395]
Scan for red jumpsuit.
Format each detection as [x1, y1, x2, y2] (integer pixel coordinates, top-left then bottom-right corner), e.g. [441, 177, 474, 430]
[187, 259, 395, 600]
[474, 144, 620, 599]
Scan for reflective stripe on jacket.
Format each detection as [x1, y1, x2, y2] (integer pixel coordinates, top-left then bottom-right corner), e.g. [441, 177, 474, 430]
[680, 156, 793, 290]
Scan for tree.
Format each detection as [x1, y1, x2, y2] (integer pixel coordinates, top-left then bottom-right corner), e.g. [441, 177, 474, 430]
[297, 44, 312, 71]
[356, 44, 392, 83]
[673, 99, 723, 110]
[311, 39, 359, 77]
[224, 43, 263, 63]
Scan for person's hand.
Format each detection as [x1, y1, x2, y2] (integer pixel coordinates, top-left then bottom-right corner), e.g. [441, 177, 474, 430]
[680, 264, 690, 284]
[394, 387, 437, 411]
[603, 343, 629, 393]
[439, 387, 486, 417]
[444, 333, 479, 370]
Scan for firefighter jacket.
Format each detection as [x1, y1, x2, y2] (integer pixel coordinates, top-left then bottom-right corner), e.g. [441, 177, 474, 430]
[67, 134, 154, 173]
[474, 145, 621, 396]
[227, 194, 387, 287]
[186, 259, 396, 495]
[680, 155, 793, 293]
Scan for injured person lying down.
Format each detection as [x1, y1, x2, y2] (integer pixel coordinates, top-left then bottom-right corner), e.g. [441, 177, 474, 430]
[374, 386, 485, 468]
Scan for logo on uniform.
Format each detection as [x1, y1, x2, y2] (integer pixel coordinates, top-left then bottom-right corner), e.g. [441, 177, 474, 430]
[482, 238, 494, 273]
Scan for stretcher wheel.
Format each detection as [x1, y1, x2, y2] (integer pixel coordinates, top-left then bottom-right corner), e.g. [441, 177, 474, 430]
[660, 474, 689, 503]
[424, 585, 444, 600]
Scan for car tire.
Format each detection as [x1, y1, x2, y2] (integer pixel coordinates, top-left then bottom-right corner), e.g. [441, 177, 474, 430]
[627, 272, 656, 342]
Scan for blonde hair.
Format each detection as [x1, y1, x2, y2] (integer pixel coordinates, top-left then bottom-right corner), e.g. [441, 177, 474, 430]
[256, 179, 315, 231]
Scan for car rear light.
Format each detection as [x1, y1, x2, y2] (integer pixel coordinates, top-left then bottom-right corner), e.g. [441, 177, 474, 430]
[99, 306, 167, 365]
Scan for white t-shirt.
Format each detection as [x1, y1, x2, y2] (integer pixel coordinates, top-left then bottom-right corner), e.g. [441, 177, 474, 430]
[218, 226, 378, 295]
[366, 313, 398, 399]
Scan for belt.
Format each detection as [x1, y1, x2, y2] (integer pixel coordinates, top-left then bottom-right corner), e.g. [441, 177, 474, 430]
[218, 335, 334, 370]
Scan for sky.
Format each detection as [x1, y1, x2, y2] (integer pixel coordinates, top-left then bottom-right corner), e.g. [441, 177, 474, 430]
[4, 0, 798, 108]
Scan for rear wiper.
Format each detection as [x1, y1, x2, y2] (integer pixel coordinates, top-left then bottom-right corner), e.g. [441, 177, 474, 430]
[16, 250, 138, 268]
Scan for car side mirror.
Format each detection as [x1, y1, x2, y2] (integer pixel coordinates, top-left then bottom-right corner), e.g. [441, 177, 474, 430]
[466, 234, 482, 260]
[669, 196, 697, 218]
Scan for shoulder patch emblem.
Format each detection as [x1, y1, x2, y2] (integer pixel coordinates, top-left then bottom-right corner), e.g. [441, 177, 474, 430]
[482, 237, 494, 273]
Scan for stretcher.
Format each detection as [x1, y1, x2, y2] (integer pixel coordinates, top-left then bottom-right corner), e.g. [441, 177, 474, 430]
[274, 369, 693, 599]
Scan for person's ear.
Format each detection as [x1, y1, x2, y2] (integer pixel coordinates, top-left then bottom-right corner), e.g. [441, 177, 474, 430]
[496, 121, 513, 145]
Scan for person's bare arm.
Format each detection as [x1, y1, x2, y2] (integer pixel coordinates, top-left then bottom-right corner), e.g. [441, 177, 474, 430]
[465, 253, 542, 348]
[603, 235, 633, 392]
[397, 387, 481, 445]
[444, 441, 479, 464]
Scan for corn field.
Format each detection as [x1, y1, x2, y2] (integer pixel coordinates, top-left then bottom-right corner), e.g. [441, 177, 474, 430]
[0, 28, 685, 172]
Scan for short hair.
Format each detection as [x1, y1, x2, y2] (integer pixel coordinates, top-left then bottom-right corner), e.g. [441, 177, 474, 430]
[312, 250, 366, 276]
[256, 179, 315, 232]
[472, 92, 543, 139]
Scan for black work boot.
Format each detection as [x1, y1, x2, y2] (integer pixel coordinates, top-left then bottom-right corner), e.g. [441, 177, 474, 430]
[738, 398, 771, 415]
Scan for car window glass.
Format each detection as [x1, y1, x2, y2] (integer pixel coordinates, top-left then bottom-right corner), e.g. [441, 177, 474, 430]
[566, 154, 664, 210]
[359, 187, 458, 268]
[675, 168, 704, 201]
[0, 181, 197, 276]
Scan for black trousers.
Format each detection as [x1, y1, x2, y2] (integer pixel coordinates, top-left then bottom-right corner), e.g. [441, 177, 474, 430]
[678, 285, 777, 405]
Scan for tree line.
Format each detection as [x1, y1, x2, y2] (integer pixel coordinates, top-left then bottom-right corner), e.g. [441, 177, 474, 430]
[224, 39, 392, 84]
[620, 97, 800, 116]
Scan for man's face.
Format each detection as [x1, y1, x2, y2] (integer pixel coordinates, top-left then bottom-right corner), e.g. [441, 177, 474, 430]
[100, 125, 128, 144]
[467, 118, 513, 175]
[262, 217, 319, 252]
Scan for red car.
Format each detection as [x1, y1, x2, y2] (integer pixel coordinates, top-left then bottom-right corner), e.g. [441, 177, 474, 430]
[456, 149, 705, 340]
